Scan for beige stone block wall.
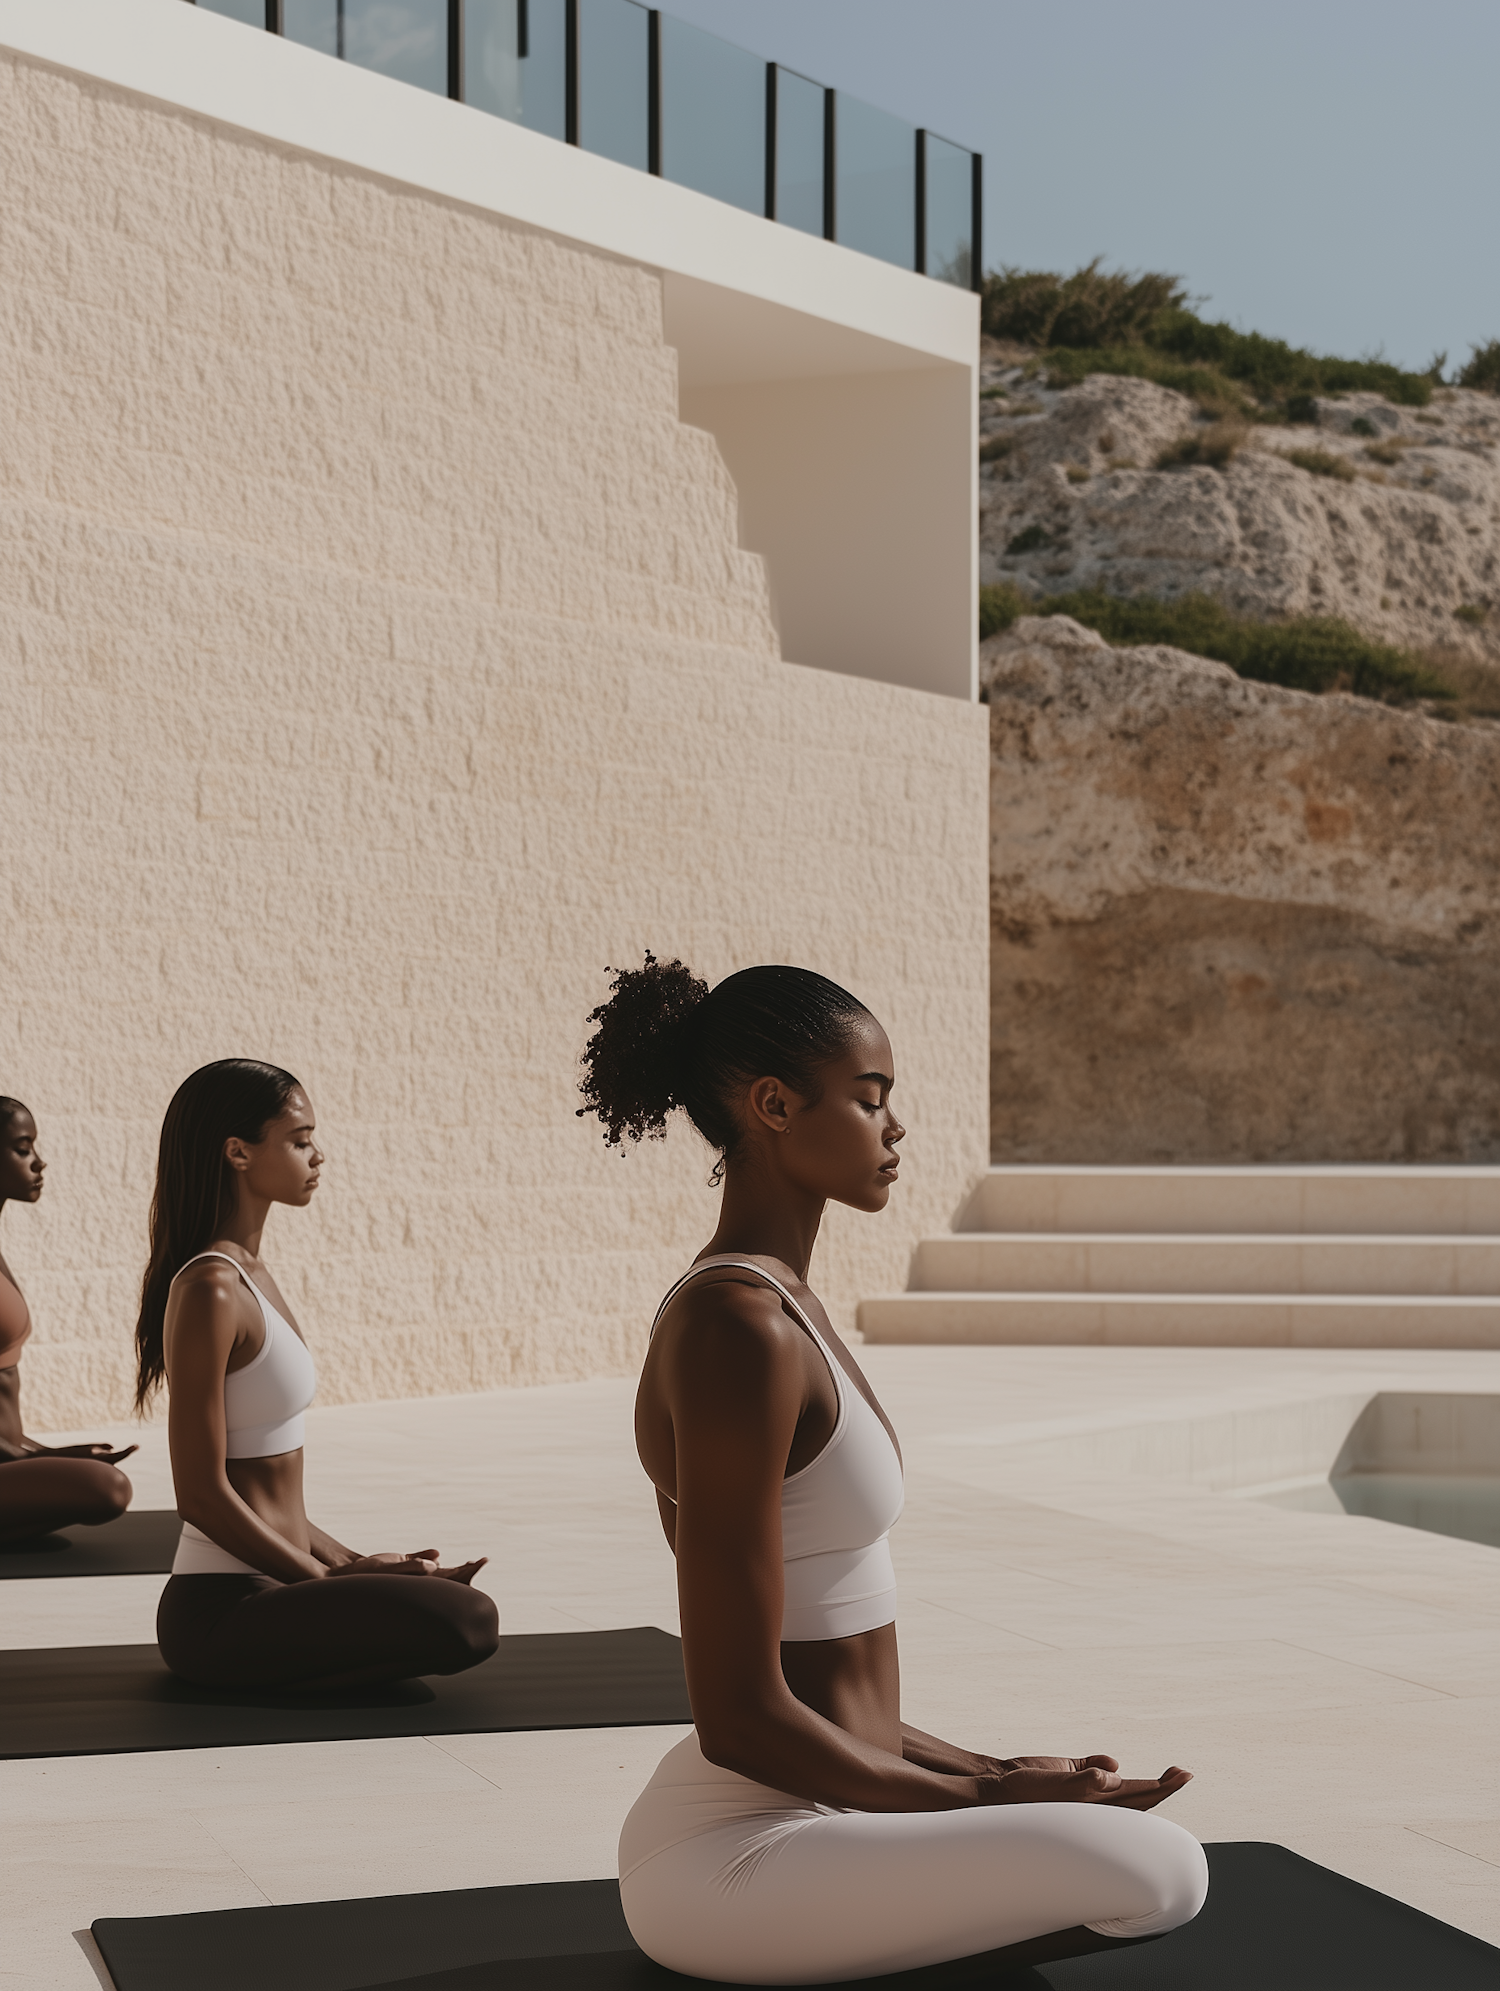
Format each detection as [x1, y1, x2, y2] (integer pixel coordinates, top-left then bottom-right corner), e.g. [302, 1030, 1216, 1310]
[0, 51, 988, 1430]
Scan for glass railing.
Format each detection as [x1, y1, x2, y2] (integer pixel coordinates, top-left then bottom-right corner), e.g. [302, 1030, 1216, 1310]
[465, 0, 566, 139]
[189, 0, 980, 288]
[769, 65, 826, 238]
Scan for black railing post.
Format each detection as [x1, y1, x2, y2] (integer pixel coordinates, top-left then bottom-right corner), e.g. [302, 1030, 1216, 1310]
[764, 62, 777, 220]
[264, 0, 283, 31]
[518, 0, 529, 59]
[914, 128, 927, 275]
[971, 149, 983, 292]
[647, 10, 661, 175]
[565, 0, 579, 144]
[822, 87, 835, 241]
[447, 0, 463, 100]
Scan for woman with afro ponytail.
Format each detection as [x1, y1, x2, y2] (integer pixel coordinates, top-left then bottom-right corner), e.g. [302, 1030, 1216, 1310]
[580, 959, 1207, 1984]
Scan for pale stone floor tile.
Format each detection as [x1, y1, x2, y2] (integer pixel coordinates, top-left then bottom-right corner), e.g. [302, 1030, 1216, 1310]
[0, 1574, 166, 1650]
[897, 1595, 1059, 1655]
[1284, 1626, 1500, 1698]
[4, 1738, 491, 1823]
[1065, 1697, 1500, 1830]
[1407, 1818, 1500, 1869]
[11, 1347, 1500, 1978]
[932, 1576, 1471, 1656]
[0, 1810, 265, 1990]
[906, 1637, 1447, 1729]
[190, 1773, 617, 1901]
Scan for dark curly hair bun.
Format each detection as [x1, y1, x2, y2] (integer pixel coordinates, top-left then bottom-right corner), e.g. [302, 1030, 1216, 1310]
[577, 955, 869, 1168]
[577, 954, 709, 1148]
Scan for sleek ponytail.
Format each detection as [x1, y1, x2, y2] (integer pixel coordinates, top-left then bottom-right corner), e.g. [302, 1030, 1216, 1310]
[577, 955, 869, 1173]
[134, 1059, 301, 1409]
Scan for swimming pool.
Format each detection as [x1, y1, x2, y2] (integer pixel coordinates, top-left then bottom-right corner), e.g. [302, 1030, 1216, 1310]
[1263, 1470, 1500, 1551]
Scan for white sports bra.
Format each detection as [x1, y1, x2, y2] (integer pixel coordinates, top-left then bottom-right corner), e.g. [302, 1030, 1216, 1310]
[169, 1251, 318, 1578]
[652, 1257, 905, 1642]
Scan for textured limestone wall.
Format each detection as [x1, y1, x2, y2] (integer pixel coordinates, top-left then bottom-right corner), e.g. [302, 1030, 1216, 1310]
[986, 616, 1500, 1163]
[0, 51, 988, 1429]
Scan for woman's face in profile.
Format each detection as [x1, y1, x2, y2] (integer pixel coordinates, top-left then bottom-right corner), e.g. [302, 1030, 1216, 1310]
[229, 1090, 324, 1208]
[0, 1109, 44, 1206]
[779, 1017, 905, 1215]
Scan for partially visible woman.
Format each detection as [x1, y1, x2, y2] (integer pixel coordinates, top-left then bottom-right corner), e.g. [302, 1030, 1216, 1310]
[140, 1061, 498, 1691]
[0, 1098, 135, 1544]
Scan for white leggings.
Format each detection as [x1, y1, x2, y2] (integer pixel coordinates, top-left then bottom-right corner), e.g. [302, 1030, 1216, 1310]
[619, 1734, 1208, 1985]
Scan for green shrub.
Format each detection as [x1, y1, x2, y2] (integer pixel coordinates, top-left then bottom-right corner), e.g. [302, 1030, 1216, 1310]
[982, 260, 1189, 350]
[978, 582, 1032, 639]
[1156, 421, 1248, 470]
[1349, 417, 1377, 437]
[1455, 604, 1489, 627]
[1364, 438, 1412, 466]
[978, 585, 1455, 703]
[1281, 447, 1356, 482]
[979, 433, 1018, 463]
[981, 262, 1438, 414]
[1147, 306, 1435, 409]
[1043, 344, 1255, 418]
[1065, 465, 1091, 484]
[1458, 340, 1500, 393]
[1005, 523, 1052, 555]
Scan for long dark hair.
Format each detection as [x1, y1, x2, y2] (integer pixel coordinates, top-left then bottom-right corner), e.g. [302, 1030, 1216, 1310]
[134, 1060, 301, 1409]
[577, 956, 869, 1178]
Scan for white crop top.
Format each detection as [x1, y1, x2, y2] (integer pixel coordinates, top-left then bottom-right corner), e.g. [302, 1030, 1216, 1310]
[169, 1251, 318, 1579]
[653, 1257, 905, 1642]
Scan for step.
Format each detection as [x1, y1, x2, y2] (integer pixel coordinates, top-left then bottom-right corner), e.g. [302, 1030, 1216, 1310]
[858, 1292, 1500, 1349]
[962, 1167, 1500, 1237]
[912, 1234, 1500, 1297]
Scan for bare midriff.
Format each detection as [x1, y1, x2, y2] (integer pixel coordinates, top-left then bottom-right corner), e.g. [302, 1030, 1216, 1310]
[224, 1449, 314, 1557]
[781, 1621, 902, 1755]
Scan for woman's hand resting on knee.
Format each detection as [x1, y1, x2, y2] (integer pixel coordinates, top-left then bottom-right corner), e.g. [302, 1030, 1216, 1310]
[978, 1755, 1190, 1811]
[325, 1550, 488, 1584]
[25, 1440, 138, 1465]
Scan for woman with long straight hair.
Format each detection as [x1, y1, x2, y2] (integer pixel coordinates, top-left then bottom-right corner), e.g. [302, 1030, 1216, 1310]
[0, 1097, 136, 1541]
[579, 958, 1206, 1983]
[140, 1060, 498, 1690]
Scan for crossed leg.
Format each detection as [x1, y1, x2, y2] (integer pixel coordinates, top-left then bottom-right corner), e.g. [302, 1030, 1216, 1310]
[157, 1571, 501, 1690]
[0, 1456, 132, 1544]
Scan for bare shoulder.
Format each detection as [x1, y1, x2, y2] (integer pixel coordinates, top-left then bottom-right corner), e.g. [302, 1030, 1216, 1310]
[167, 1255, 247, 1324]
[656, 1274, 806, 1391]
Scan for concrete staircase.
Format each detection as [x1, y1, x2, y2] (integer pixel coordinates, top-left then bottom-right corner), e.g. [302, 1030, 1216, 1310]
[859, 1166, 1500, 1347]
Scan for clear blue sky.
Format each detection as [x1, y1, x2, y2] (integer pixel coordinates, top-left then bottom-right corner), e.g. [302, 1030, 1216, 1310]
[662, 0, 1499, 377]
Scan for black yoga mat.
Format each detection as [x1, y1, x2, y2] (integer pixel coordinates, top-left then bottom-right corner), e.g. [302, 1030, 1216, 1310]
[0, 1626, 688, 1760]
[90, 1843, 1500, 1991]
[0, 1508, 180, 1579]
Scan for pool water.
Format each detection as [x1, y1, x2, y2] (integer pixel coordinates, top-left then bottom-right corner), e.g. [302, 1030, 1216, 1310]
[1263, 1473, 1500, 1551]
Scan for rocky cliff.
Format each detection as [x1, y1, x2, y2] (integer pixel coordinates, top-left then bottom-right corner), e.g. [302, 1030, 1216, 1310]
[986, 615, 1500, 1162]
[979, 350, 1500, 669]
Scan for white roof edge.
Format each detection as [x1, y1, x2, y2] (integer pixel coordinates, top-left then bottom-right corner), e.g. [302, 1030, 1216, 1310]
[0, 0, 977, 370]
